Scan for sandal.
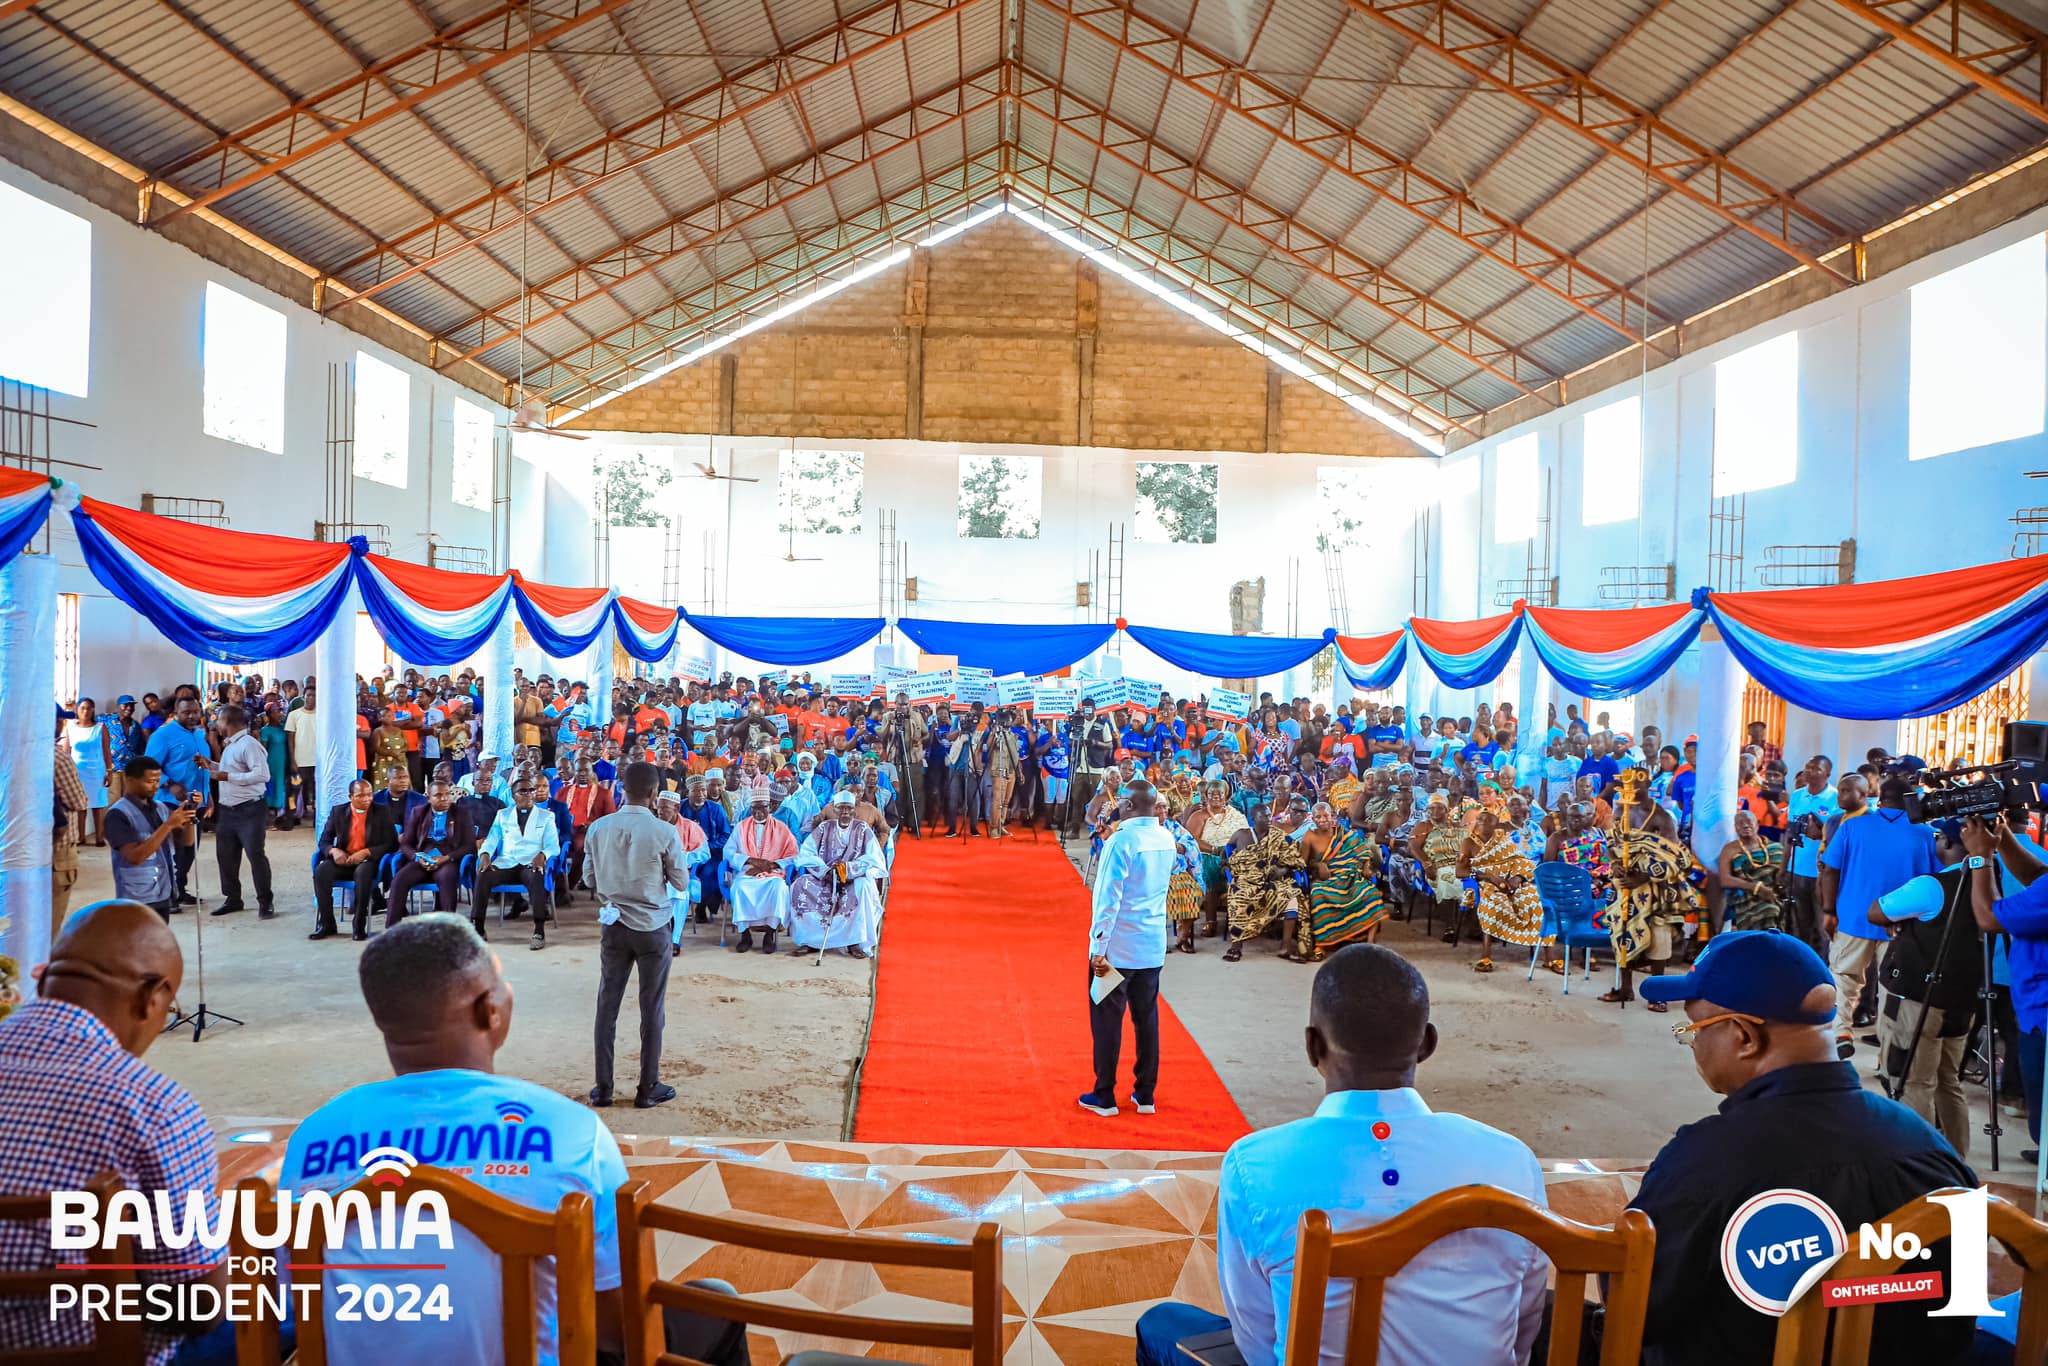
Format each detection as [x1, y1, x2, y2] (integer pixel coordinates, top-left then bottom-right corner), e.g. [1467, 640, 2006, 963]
[1597, 988, 1632, 1006]
[1279, 949, 1310, 964]
[1645, 1000, 1667, 1013]
[1222, 943, 1243, 963]
[1472, 958, 1495, 973]
[1545, 959, 1566, 976]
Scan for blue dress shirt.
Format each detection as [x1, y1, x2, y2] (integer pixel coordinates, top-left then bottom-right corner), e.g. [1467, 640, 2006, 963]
[1218, 1089, 1547, 1366]
[1088, 815, 1174, 970]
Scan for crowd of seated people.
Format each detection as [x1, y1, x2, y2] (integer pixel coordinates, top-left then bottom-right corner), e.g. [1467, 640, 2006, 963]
[0, 904, 2014, 1365]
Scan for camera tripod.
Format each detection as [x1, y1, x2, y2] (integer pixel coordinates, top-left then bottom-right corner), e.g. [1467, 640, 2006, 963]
[164, 793, 244, 1043]
[1879, 869, 2002, 1171]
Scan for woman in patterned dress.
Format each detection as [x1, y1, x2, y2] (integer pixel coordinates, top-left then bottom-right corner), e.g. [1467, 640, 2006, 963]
[1304, 801, 1388, 953]
[1224, 802, 1309, 962]
[1601, 773, 1706, 1010]
[1458, 807, 1547, 971]
[1717, 807, 1786, 933]
[1165, 818, 1205, 953]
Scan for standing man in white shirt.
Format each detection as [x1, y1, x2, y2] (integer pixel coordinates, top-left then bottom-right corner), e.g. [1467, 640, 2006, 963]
[1135, 944, 1548, 1366]
[475, 777, 563, 951]
[194, 703, 273, 919]
[1081, 782, 1176, 1118]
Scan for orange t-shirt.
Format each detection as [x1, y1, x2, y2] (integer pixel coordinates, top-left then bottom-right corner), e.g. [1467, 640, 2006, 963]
[633, 705, 666, 734]
[390, 704, 422, 752]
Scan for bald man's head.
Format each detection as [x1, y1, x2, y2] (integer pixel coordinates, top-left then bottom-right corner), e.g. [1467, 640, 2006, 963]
[38, 900, 184, 1057]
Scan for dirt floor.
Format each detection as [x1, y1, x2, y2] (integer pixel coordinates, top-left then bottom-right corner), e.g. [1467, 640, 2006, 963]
[1051, 836, 2036, 1176]
[68, 823, 2032, 1171]
[68, 825, 874, 1142]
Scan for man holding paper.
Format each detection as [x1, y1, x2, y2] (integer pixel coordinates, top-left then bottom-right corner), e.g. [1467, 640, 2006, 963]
[1081, 782, 1177, 1118]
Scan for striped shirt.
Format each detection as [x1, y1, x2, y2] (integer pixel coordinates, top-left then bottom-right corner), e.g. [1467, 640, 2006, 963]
[0, 999, 220, 1364]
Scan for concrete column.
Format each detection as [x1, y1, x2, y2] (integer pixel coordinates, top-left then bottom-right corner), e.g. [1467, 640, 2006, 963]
[1693, 627, 1747, 864]
[313, 583, 359, 816]
[587, 634, 615, 736]
[0, 551, 56, 975]
[1516, 634, 1542, 774]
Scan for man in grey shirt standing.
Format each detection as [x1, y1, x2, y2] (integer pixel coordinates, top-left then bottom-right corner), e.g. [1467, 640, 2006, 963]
[582, 760, 689, 1109]
[193, 703, 272, 919]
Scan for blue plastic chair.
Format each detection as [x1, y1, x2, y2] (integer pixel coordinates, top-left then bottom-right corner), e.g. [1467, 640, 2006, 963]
[380, 851, 450, 918]
[459, 849, 567, 925]
[311, 849, 352, 915]
[1534, 862, 1612, 995]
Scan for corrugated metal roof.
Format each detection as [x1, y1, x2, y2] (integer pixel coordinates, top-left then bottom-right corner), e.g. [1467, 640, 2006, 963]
[2, 0, 2041, 413]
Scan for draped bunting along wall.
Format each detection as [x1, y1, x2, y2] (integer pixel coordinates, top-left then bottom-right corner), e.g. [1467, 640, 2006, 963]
[6, 477, 2048, 723]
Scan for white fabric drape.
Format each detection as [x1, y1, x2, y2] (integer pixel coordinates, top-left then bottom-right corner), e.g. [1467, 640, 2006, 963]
[0, 552, 57, 978]
[482, 613, 516, 761]
[1692, 631, 1747, 864]
[313, 584, 358, 819]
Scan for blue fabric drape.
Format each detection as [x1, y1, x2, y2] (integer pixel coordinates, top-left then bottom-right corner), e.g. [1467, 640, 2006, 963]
[1337, 638, 1407, 692]
[71, 511, 353, 664]
[1123, 625, 1333, 677]
[896, 619, 1115, 676]
[1410, 617, 1524, 691]
[1707, 600, 2048, 720]
[0, 485, 48, 570]
[680, 609, 884, 665]
[513, 589, 614, 660]
[353, 563, 514, 666]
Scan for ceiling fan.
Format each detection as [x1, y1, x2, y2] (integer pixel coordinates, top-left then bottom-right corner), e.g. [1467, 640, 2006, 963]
[780, 522, 820, 563]
[499, 392, 588, 441]
[693, 441, 758, 483]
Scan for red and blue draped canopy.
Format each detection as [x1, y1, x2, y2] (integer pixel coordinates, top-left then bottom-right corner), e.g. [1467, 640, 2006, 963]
[0, 469, 51, 569]
[1335, 630, 1406, 692]
[70, 497, 355, 663]
[8, 486, 2048, 719]
[1707, 558, 2048, 718]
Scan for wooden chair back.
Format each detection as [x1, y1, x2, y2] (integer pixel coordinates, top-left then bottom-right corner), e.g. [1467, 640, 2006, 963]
[226, 1176, 283, 1366]
[1772, 1188, 2048, 1365]
[289, 1166, 597, 1366]
[0, 1171, 147, 1365]
[1283, 1184, 1655, 1366]
[615, 1179, 1003, 1366]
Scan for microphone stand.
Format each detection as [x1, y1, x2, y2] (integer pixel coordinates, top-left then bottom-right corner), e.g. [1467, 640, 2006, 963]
[165, 775, 244, 1042]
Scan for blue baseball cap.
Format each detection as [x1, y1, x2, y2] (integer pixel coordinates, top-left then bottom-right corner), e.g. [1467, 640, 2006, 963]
[1640, 931, 1835, 1024]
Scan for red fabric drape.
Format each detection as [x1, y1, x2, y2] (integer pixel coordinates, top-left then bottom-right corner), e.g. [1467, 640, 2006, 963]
[80, 496, 349, 596]
[1525, 602, 1696, 652]
[1711, 556, 2048, 648]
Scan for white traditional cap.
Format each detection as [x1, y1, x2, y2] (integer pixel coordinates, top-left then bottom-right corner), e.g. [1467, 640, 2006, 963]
[832, 790, 856, 807]
[657, 790, 680, 805]
[752, 780, 773, 802]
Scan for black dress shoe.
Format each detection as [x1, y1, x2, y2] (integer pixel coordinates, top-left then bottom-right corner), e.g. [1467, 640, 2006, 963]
[308, 927, 336, 941]
[351, 929, 368, 942]
[257, 906, 276, 920]
[587, 1086, 614, 1107]
[634, 1083, 677, 1109]
[210, 903, 243, 917]
[176, 893, 198, 907]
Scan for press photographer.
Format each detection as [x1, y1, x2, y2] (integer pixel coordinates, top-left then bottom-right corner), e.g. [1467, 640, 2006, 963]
[1866, 820, 1978, 1155]
[1965, 812, 2048, 1162]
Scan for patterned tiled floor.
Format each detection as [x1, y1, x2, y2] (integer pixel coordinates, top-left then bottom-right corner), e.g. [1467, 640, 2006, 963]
[209, 1120, 1653, 1366]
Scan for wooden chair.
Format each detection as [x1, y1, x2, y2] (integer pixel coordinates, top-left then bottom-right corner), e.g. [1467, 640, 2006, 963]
[614, 1179, 1003, 1366]
[288, 1166, 597, 1366]
[225, 1176, 284, 1366]
[1283, 1184, 1656, 1366]
[0, 1171, 147, 1365]
[1772, 1187, 2048, 1365]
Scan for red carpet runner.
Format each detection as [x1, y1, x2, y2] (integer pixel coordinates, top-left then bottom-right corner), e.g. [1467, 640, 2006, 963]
[854, 831, 1251, 1150]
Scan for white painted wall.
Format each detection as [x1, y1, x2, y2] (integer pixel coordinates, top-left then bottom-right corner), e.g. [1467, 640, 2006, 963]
[0, 159, 505, 704]
[1425, 202, 2048, 748]
[560, 431, 1429, 698]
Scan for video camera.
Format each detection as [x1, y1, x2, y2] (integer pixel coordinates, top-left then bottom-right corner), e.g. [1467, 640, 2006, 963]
[1899, 720, 2048, 823]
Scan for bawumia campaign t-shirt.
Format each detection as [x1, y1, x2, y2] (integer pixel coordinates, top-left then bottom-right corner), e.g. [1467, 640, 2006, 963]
[280, 1068, 627, 1366]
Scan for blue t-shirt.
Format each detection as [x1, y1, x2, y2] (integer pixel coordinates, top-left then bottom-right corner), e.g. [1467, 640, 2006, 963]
[281, 1069, 628, 1366]
[1786, 783, 1841, 879]
[1040, 737, 1070, 778]
[1460, 741, 1501, 770]
[1577, 754, 1620, 788]
[1121, 726, 1157, 756]
[144, 722, 211, 795]
[1820, 808, 1939, 941]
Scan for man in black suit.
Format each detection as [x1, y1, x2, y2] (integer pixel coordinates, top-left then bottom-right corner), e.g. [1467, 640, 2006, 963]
[312, 778, 399, 941]
[384, 780, 473, 926]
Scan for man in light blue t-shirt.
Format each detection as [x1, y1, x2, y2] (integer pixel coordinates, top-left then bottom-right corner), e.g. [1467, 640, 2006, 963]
[1821, 776, 1939, 1057]
[281, 916, 749, 1366]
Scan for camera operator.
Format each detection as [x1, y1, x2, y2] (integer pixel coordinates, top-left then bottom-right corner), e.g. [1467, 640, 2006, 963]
[1965, 813, 2048, 1161]
[1866, 820, 1977, 1154]
[1820, 775, 1942, 1059]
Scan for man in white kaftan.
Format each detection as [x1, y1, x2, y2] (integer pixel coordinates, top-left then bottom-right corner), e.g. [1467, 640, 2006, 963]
[657, 791, 710, 952]
[724, 781, 797, 953]
[791, 791, 886, 958]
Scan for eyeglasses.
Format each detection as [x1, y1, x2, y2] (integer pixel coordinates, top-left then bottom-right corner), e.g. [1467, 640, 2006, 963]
[1671, 1011, 1762, 1046]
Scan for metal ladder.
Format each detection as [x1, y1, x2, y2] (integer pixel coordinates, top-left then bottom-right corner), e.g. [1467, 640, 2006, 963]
[1322, 546, 1352, 634]
[661, 516, 685, 606]
[1104, 522, 1125, 622]
[877, 507, 899, 636]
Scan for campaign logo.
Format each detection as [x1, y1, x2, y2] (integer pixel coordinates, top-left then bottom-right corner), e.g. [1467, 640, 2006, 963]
[1720, 1188, 1847, 1315]
[361, 1146, 414, 1187]
[495, 1100, 534, 1125]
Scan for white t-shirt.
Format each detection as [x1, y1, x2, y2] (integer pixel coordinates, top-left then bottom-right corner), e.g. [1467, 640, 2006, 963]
[280, 1069, 627, 1366]
[421, 706, 446, 759]
[284, 708, 317, 767]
